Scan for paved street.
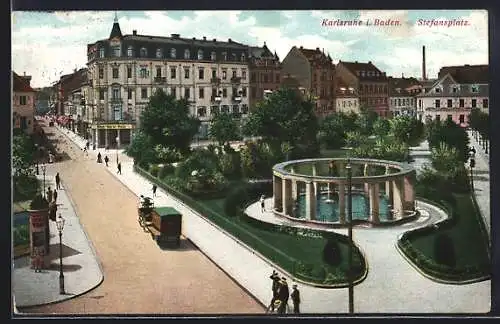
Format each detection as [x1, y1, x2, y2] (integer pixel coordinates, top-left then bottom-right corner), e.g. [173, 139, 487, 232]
[18, 120, 263, 314]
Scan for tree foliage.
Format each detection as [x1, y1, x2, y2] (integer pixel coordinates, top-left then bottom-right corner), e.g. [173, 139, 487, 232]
[389, 115, 425, 146]
[372, 118, 391, 137]
[125, 130, 157, 165]
[350, 136, 409, 162]
[13, 133, 35, 176]
[426, 118, 469, 162]
[209, 112, 240, 146]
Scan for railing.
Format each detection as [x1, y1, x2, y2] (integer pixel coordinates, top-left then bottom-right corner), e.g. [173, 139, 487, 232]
[210, 77, 221, 84]
[154, 76, 166, 83]
[232, 96, 242, 101]
[231, 76, 242, 83]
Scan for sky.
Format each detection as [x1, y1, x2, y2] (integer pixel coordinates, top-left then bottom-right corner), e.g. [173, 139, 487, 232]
[12, 10, 488, 88]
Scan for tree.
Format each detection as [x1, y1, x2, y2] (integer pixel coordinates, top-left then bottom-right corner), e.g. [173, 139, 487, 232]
[125, 130, 157, 166]
[390, 115, 425, 146]
[356, 106, 379, 135]
[427, 118, 469, 162]
[344, 131, 366, 148]
[208, 112, 240, 147]
[372, 118, 391, 137]
[139, 89, 200, 155]
[430, 142, 463, 174]
[319, 114, 347, 149]
[242, 87, 318, 155]
[13, 133, 35, 176]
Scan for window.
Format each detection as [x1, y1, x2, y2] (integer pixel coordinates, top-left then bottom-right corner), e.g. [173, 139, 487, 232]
[140, 47, 147, 57]
[127, 46, 134, 57]
[211, 51, 216, 60]
[171, 87, 176, 98]
[197, 106, 207, 117]
[343, 101, 346, 108]
[222, 88, 227, 98]
[199, 68, 204, 80]
[242, 87, 247, 97]
[241, 104, 249, 114]
[128, 89, 133, 100]
[472, 99, 477, 108]
[251, 87, 256, 98]
[435, 100, 440, 108]
[435, 87, 441, 93]
[242, 70, 247, 80]
[459, 114, 465, 124]
[99, 90, 105, 100]
[170, 48, 176, 58]
[184, 87, 190, 99]
[210, 105, 218, 115]
[232, 70, 237, 78]
[221, 105, 229, 113]
[139, 67, 149, 78]
[447, 99, 452, 108]
[471, 85, 479, 93]
[199, 88, 204, 99]
[436, 115, 441, 121]
[197, 50, 203, 60]
[170, 67, 176, 79]
[447, 114, 453, 120]
[184, 49, 190, 59]
[459, 99, 464, 107]
[232, 87, 238, 97]
[212, 69, 217, 79]
[398, 99, 401, 106]
[483, 99, 489, 108]
[99, 67, 104, 79]
[222, 70, 227, 80]
[241, 53, 246, 61]
[99, 48, 105, 58]
[184, 68, 190, 79]
[452, 86, 458, 93]
[112, 88, 120, 100]
[112, 67, 119, 79]
[156, 48, 163, 58]
[19, 96, 27, 105]
[141, 88, 148, 99]
[232, 105, 239, 114]
[112, 46, 120, 57]
[212, 88, 217, 98]
[156, 67, 162, 78]
[222, 52, 227, 60]
[127, 67, 132, 78]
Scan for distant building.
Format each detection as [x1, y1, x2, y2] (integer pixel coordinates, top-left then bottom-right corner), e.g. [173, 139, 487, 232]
[416, 64, 488, 126]
[335, 78, 359, 114]
[13, 72, 35, 135]
[388, 76, 421, 117]
[281, 46, 335, 118]
[335, 61, 389, 117]
[248, 43, 281, 109]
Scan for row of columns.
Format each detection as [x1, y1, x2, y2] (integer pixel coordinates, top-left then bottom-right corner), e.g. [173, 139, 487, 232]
[272, 164, 415, 224]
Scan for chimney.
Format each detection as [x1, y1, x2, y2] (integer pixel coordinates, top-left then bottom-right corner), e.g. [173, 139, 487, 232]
[228, 38, 232, 43]
[203, 36, 206, 41]
[300, 46, 303, 49]
[213, 38, 217, 42]
[422, 45, 427, 80]
[132, 30, 137, 35]
[192, 37, 196, 40]
[368, 61, 372, 64]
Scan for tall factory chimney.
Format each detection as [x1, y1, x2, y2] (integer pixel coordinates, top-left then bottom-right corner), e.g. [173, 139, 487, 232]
[422, 45, 427, 80]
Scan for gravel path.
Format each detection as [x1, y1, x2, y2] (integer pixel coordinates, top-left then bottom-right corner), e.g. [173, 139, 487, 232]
[22, 123, 263, 315]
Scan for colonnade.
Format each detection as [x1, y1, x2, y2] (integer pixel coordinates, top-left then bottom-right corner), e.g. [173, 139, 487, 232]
[272, 160, 416, 224]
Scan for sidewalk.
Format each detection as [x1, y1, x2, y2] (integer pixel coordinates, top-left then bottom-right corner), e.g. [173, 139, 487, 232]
[55, 125, 490, 313]
[13, 164, 103, 309]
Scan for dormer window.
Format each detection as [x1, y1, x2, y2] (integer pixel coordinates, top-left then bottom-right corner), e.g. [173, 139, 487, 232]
[99, 48, 105, 58]
[360, 71, 365, 77]
[140, 47, 147, 57]
[451, 85, 459, 93]
[197, 50, 203, 60]
[232, 53, 236, 60]
[184, 49, 190, 59]
[170, 48, 176, 58]
[241, 53, 246, 62]
[211, 51, 216, 60]
[222, 52, 227, 60]
[156, 48, 163, 58]
[127, 46, 134, 57]
[471, 84, 479, 93]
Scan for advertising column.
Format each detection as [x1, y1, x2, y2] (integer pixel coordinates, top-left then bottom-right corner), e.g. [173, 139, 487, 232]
[29, 210, 49, 269]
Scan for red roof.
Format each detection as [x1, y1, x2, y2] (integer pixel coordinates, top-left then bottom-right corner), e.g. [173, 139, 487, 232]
[13, 72, 35, 92]
[297, 46, 332, 65]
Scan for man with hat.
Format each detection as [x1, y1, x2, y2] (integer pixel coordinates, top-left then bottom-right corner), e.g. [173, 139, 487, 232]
[291, 284, 301, 314]
[268, 270, 280, 312]
[277, 277, 290, 314]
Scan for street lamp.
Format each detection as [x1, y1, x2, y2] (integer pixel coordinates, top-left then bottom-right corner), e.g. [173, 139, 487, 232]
[56, 214, 66, 295]
[115, 136, 120, 165]
[345, 159, 354, 314]
[469, 150, 476, 191]
[41, 163, 47, 198]
[34, 144, 39, 175]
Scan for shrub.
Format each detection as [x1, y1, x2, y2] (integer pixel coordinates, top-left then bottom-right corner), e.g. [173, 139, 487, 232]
[219, 152, 242, 180]
[311, 266, 327, 281]
[149, 164, 160, 177]
[30, 193, 49, 210]
[323, 239, 343, 266]
[175, 149, 219, 180]
[158, 164, 175, 179]
[434, 233, 456, 267]
[224, 185, 249, 217]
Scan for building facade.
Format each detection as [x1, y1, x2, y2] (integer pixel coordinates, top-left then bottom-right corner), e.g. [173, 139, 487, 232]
[85, 17, 251, 147]
[335, 78, 359, 114]
[13, 72, 36, 135]
[388, 77, 421, 117]
[335, 61, 389, 117]
[248, 43, 281, 109]
[281, 46, 335, 118]
[416, 64, 488, 126]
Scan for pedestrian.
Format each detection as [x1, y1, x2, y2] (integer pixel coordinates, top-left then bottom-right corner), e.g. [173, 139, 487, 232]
[83, 146, 88, 156]
[46, 186, 53, 203]
[53, 189, 58, 203]
[152, 184, 157, 197]
[104, 155, 109, 167]
[97, 152, 102, 163]
[268, 270, 281, 312]
[86, 141, 90, 150]
[291, 284, 301, 314]
[117, 162, 122, 174]
[55, 173, 61, 189]
[277, 277, 289, 314]
[260, 195, 266, 213]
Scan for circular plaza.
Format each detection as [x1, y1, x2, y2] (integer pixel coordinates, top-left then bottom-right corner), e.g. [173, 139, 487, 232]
[271, 158, 418, 226]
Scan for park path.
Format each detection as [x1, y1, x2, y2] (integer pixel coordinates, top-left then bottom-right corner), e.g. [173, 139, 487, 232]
[22, 122, 263, 314]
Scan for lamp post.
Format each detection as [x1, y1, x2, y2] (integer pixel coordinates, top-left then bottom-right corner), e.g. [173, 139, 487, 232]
[115, 136, 120, 165]
[41, 163, 47, 198]
[469, 150, 476, 192]
[34, 144, 39, 175]
[345, 159, 354, 314]
[56, 214, 65, 295]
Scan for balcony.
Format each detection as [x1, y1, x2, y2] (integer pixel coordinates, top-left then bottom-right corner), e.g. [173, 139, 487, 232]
[231, 76, 242, 84]
[211, 95, 222, 102]
[154, 76, 167, 84]
[110, 97, 123, 103]
[232, 96, 242, 102]
[211, 77, 221, 84]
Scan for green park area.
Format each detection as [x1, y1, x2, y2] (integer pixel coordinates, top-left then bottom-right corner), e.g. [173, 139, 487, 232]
[124, 87, 489, 285]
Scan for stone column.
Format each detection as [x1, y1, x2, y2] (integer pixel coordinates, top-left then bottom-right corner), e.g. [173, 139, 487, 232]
[369, 183, 380, 224]
[385, 166, 393, 206]
[291, 167, 298, 201]
[364, 163, 370, 194]
[104, 129, 109, 148]
[305, 182, 316, 220]
[392, 178, 404, 219]
[338, 183, 346, 224]
[403, 173, 416, 211]
[312, 164, 318, 196]
[273, 175, 282, 211]
[282, 178, 293, 215]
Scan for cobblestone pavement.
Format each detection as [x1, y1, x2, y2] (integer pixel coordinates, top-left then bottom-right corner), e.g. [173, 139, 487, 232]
[19, 120, 263, 315]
